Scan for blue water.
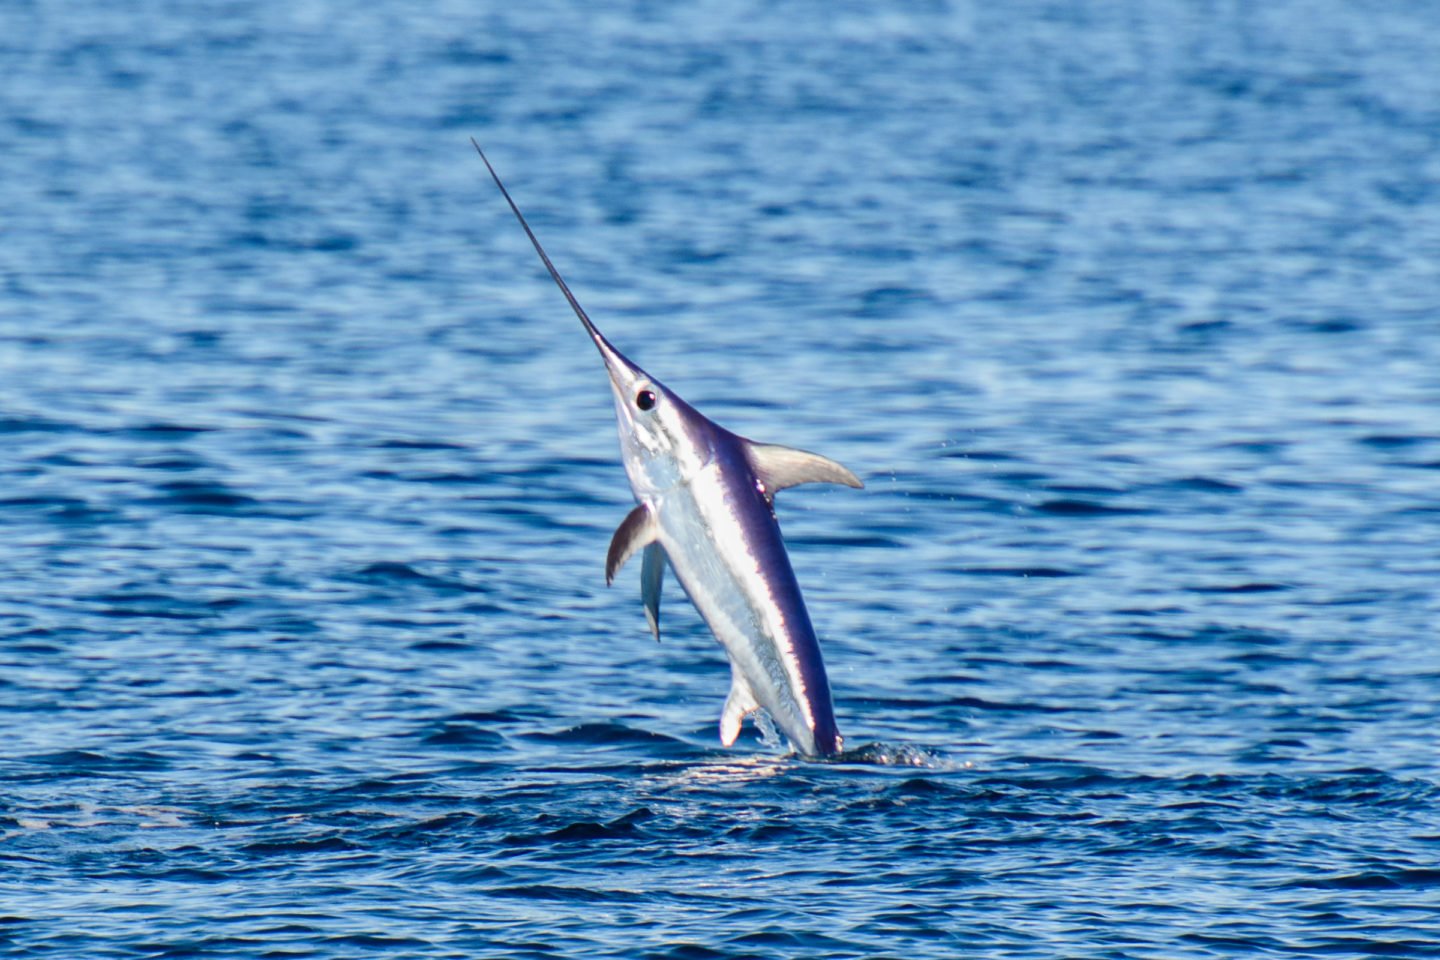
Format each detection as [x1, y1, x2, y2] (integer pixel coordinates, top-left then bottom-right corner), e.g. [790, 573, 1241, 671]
[4, 1, 1440, 956]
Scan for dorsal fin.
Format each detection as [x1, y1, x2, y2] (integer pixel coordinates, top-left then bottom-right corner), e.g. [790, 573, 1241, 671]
[746, 442, 863, 501]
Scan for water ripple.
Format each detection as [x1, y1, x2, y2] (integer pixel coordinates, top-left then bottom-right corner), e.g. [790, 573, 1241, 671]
[2, 0, 1439, 957]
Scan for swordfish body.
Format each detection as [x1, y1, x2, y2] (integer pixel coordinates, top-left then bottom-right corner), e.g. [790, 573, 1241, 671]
[473, 141, 862, 757]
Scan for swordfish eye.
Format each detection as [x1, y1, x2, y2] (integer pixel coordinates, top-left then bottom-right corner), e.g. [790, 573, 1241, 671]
[635, 389, 657, 412]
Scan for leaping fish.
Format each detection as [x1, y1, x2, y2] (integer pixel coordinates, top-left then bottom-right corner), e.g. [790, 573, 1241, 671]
[473, 140, 863, 757]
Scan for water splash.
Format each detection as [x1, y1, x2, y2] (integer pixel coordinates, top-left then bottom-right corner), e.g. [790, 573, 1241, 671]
[834, 741, 950, 768]
[752, 708, 784, 750]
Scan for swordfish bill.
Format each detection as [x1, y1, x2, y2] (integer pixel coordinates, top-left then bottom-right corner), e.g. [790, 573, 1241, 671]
[472, 140, 863, 757]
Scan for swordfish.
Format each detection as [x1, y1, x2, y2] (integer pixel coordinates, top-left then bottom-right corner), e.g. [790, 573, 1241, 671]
[473, 141, 863, 757]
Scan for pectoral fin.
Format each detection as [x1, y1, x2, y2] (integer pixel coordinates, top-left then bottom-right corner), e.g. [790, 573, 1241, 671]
[605, 504, 657, 586]
[719, 670, 760, 747]
[640, 543, 664, 642]
[747, 442, 863, 501]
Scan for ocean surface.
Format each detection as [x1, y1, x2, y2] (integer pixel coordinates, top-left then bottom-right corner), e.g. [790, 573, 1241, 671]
[3, 1, 1439, 956]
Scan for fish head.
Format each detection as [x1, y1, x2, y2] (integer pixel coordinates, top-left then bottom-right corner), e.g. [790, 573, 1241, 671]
[467, 141, 722, 505]
[586, 321, 713, 499]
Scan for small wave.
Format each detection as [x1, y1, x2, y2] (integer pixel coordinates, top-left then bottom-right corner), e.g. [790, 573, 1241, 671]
[370, 438, 467, 451]
[489, 884, 628, 903]
[1035, 498, 1148, 517]
[347, 562, 485, 594]
[1167, 475, 1245, 493]
[113, 422, 215, 440]
[241, 835, 360, 855]
[142, 480, 298, 517]
[0, 415, 76, 434]
[26, 749, 171, 772]
[419, 723, 506, 747]
[1356, 433, 1435, 450]
[787, 533, 906, 548]
[948, 565, 1076, 578]
[514, 809, 655, 845]
[520, 722, 686, 748]
[1281, 868, 1440, 890]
